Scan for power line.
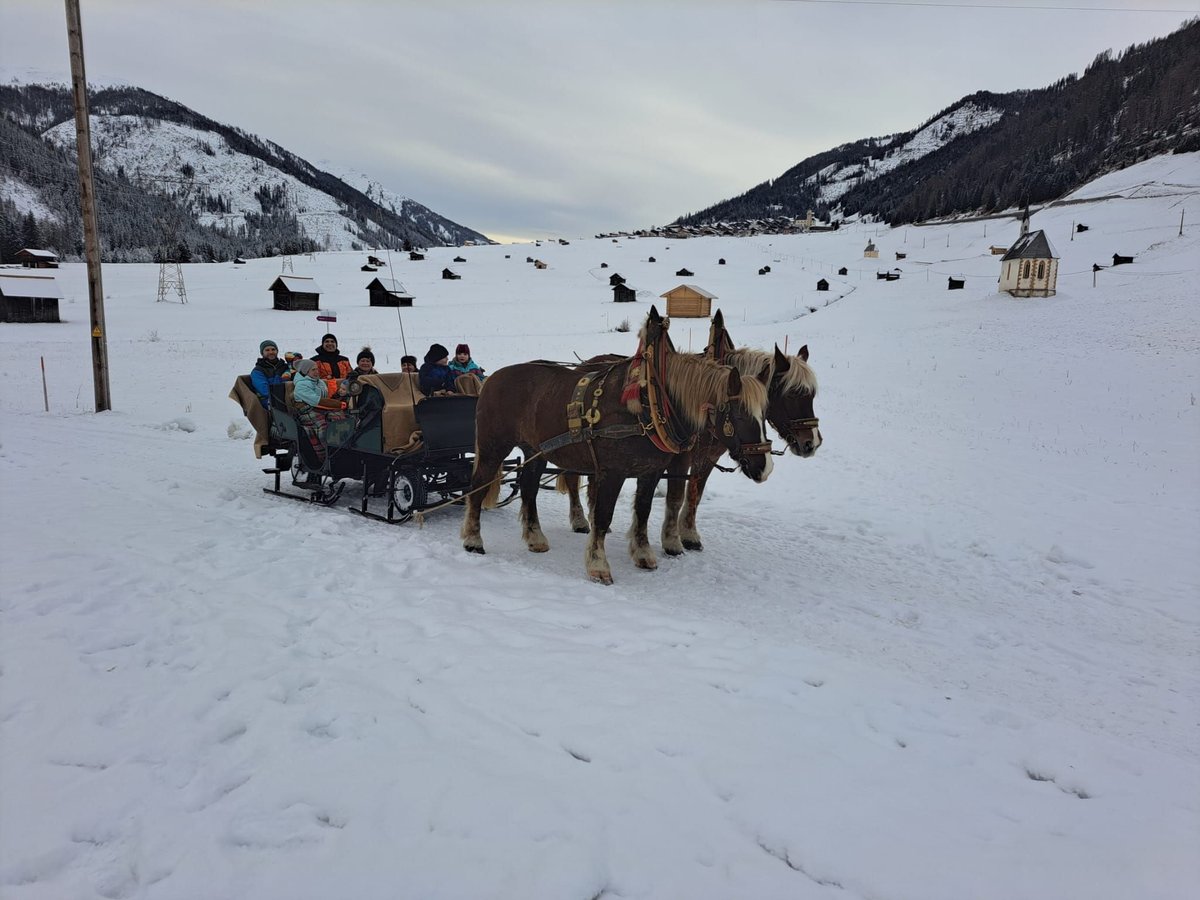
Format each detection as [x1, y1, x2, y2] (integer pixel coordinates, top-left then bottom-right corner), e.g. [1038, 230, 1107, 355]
[781, 0, 1198, 12]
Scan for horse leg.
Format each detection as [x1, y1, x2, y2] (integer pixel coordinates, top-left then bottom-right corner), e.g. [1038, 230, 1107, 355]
[519, 456, 550, 552]
[462, 446, 509, 554]
[680, 460, 716, 552]
[660, 456, 689, 556]
[627, 473, 660, 570]
[584, 474, 623, 585]
[559, 472, 589, 533]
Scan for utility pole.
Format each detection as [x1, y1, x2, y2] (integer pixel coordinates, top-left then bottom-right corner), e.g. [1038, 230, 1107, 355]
[65, 0, 111, 411]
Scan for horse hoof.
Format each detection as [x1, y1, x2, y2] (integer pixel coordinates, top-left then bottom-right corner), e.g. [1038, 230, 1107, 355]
[635, 559, 658, 571]
[682, 540, 703, 552]
[527, 542, 550, 553]
[663, 546, 684, 557]
[572, 525, 590, 535]
[588, 570, 613, 585]
[464, 544, 485, 555]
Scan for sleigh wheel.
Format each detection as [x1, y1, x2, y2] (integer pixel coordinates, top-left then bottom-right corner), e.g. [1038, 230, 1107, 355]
[391, 469, 427, 519]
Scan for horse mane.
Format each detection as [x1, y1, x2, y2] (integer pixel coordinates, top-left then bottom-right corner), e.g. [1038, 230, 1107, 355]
[725, 347, 818, 397]
[655, 353, 768, 430]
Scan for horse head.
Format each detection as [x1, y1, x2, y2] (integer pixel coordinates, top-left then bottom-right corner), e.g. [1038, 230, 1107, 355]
[768, 344, 821, 458]
[709, 365, 773, 483]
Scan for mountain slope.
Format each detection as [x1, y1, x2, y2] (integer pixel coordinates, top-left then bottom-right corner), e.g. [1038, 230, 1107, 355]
[678, 19, 1200, 226]
[0, 83, 489, 262]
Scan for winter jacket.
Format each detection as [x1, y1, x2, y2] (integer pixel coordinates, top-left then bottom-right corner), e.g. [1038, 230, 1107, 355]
[311, 348, 352, 382]
[419, 361, 459, 395]
[293, 374, 344, 410]
[449, 358, 485, 381]
[251, 356, 291, 407]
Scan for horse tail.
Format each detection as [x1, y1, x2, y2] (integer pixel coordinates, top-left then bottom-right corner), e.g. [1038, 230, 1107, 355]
[555, 473, 572, 494]
[481, 475, 502, 509]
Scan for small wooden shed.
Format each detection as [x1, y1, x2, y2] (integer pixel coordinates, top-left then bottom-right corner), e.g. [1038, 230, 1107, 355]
[718, 258, 726, 265]
[613, 284, 637, 303]
[660, 283, 715, 318]
[609, 273, 626, 286]
[15, 248, 59, 268]
[453, 256, 467, 263]
[0, 272, 62, 322]
[1112, 253, 1134, 266]
[837, 266, 848, 275]
[366, 277, 414, 307]
[947, 276, 965, 290]
[675, 268, 694, 277]
[442, 268, 462, 280]
[269, 275, 321, 311]
[816, 278, 829, 291]
[648, 256, 657, 263]
[409, 251, 425, 261]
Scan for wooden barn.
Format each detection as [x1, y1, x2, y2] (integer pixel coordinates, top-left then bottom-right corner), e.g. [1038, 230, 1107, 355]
[268, 275, 321, 311]
[864, 241, 879, 259]
[989, 245, 1008, 256]
[0, 272, 62, 322]
[14, 248, 59, 269]
[613, 283, 637, 303]
[409, 251, 425, 261]
[660, 283, 715, 318]
[453, 255, 467, 263]
[609, 273, 626, 286]
[999, 230, 1059, 297]
[675, 268, 694, 277]
[816, 278, 829, 291]
[718, 258, 726, 265]
[837, 266, 848, 275]
[442, 268, 462, 280]
[1112, 253, 1134, 266]
[366, 277, 414, 307]
[648, 256, 656, 263]
[947, 276, 965, 290]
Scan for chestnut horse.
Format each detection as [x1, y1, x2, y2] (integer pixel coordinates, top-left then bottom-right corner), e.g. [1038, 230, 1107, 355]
[561, 309, 820, 560]
[461, 311, 772, 583]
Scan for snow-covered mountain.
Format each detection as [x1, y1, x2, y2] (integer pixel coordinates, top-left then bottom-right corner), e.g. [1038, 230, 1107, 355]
[0, 82, 491, 261]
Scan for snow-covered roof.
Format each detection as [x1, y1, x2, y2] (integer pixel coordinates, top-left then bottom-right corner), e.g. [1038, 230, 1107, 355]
[1001, 230, 1058, 262]
[16, 248, 58, 259]
[268, 275, 323, 293]
[365, 277, 412, 296]
[0, 272, 63, 299]
[660, 284, 717, 299]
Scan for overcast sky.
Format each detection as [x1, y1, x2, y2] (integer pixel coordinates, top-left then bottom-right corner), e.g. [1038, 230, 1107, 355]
[1, 0, 1195, 242]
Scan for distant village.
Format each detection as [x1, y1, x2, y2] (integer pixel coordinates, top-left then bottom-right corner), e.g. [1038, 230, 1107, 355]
[596, 211, 839, 242]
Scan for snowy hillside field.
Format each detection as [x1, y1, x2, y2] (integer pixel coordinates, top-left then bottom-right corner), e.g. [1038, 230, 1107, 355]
[1, 154, 1197, 899]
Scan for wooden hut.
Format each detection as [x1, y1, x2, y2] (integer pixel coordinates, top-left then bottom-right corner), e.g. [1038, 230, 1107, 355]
[947, 276, 965, 290]
[647, 256, 656, 263]
[533, 260, 547, 270]
[453, 255, 467, 263]
[837, 266, 848, 275]
[675, 268, 694, 277]
[989, 245, 1008, 256]
[268, 275, 321, 311]
[442, 268, 462, 280]
[361, 264, 377, 272]
[999, 230, 1058, 297]
[1112, 253, 1134, 266]
[0, 272, 62, 322]
[864, 241, 879, 259]
[600, 262, 608, 268]
[613, 284, 637, 303]
[660, 283, 715, 318]
[409, 251, 425, 261]
[718, 258, 726, 265]
[609, 273, 626, 286]
[816, 278, 829, 291]
[14, 248, 59, 269]
[1075, 223, 1089, 233]
[366, 277, 414, 307]
[895, 251, 907, 260]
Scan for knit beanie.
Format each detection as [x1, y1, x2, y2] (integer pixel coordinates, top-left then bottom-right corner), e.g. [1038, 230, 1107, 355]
[357, 346, 375, 364]
[401, 355, 417, 367]
[425, 343, 449, 364]
[321, 333, 338, 345]
[455, 343, 470, 356]
[260, 340, 278, 354]
[295, 359, 317, 376]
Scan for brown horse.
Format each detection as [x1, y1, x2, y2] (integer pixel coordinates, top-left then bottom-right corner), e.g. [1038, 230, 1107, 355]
[461, 311, 772, 584]
[562, 309, 820, 558]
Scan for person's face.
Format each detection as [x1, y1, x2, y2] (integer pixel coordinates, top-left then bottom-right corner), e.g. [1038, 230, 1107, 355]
[263, 346, 278, 360]
[455, 351, 469, 363]
[358, 359, 374, 373]
[322, 337, 337, 352]
[438, 356, 449, 366]
[401, 363, 417, 373]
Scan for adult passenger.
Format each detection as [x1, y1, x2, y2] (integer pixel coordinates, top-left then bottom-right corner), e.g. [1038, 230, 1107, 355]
[251, 339, 290, 408]
[418, 343, 459, 395]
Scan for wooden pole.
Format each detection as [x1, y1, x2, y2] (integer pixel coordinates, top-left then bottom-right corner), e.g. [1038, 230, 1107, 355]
[1181, 208, 1185, 237]
[65, 0, 111, 412]
[41, 356, 49, 412]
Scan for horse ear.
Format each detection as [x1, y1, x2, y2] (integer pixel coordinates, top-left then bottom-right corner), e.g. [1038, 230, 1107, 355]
[712, 309, 724, 327]
[774, 344, 791, 373]
[726, 366, 742, 396]
[797, 344, 809, 363]
[648, 304, 662, 323]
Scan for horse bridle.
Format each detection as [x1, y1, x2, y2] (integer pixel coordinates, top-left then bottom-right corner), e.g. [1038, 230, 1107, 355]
[711, 399, 773, 460]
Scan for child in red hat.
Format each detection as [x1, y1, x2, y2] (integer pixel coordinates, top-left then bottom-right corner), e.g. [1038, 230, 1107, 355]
[449, 342, 485, 382]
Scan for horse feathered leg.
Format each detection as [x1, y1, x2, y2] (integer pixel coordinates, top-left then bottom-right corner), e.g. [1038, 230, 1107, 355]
[628, 473, 660, 570]
[559, 472, 589, 533]
[661, 455, 689, 556]
[520, 456, 550, 552]
[463, 446, 506, 554]
[585, 474, 623, 584]
[680, 458, 716, 552]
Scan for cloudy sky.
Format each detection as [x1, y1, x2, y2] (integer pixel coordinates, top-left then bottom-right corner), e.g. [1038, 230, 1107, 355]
[2, 0, 1195, 242]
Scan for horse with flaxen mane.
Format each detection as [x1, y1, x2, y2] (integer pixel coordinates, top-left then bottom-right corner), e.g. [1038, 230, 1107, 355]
[561, 308, 820, 563]
[462, 307, 772, 584]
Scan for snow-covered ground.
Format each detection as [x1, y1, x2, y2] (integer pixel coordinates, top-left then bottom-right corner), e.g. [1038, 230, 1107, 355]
[1, 153, 1197, 899]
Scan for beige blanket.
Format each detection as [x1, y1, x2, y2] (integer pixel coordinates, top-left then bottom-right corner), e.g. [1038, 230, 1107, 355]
[358, 373, 426, 453]
[229, 375, 272, 458]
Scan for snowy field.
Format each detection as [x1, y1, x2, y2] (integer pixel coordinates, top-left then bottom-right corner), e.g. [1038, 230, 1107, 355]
[1, 153, 1198, 899]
